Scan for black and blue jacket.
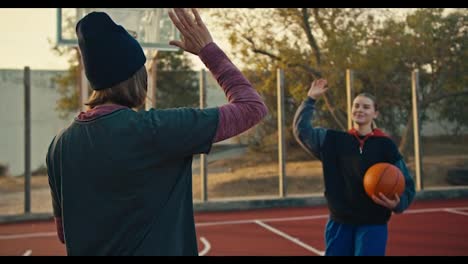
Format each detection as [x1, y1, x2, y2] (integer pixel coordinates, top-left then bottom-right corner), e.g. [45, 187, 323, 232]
[293, 97, 415, 225]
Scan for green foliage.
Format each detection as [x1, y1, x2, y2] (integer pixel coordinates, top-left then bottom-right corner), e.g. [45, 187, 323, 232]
[208, 8, 468, 152]
[52, 9, 467, 155]
[51, 47, 81, 119]
[155, 50, 199, 109]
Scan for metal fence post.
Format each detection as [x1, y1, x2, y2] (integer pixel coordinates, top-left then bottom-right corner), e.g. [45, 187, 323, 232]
[277, 68, 286, 197]
[24, 66, 31, 213]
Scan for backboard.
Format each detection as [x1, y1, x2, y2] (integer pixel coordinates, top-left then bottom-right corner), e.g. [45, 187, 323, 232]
[56, 8, 179, 52]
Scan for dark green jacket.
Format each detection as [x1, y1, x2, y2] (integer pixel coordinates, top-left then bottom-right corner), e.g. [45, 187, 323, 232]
[47, 107, 218, 255]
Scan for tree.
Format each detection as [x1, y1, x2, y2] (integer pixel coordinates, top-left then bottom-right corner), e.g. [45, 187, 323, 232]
[209, 8, 383, 150]
[154, 50, 199, 109]
[208, 8, 468, 155]
[357, 9, 468, 154]
[50, 46, 81, 119]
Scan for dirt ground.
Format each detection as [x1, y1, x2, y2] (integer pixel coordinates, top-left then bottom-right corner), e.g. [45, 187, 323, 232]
[192, 153, 468, 199]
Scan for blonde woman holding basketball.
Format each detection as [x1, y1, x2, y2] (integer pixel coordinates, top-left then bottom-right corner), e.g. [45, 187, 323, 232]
[293, 78, 415, 256]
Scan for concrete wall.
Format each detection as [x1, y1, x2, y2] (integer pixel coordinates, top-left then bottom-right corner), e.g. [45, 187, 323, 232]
[0, 69, 75, 176]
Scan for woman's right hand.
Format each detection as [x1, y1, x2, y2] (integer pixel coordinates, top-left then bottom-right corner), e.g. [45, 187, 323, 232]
[168, 8, 213, 55]
[307, 78, 328, 100]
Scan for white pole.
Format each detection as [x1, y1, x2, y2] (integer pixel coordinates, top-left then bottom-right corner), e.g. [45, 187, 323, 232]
[346, 69, 354, 130]
[146, 51, 158, 110]
[200, 69, 208, 201]
[411, 69, 423, 190]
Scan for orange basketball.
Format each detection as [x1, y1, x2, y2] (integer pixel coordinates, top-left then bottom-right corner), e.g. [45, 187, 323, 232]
[363, 162, 405, 200]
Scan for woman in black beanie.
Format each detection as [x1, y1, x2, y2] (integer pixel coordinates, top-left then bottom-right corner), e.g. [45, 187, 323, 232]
[46, 8, 267, 256]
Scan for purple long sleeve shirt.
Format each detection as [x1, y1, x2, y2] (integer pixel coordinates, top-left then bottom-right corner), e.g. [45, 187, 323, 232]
[198, 42, 268, 142]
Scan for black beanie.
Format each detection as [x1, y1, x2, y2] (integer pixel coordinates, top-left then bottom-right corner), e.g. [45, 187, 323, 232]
[76, 12, 146, 90]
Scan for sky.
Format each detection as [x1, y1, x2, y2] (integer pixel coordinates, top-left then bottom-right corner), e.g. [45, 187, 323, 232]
[0, 8, 211, 71]
[0, 8, 457, 71]
[0, 8, 70, 70]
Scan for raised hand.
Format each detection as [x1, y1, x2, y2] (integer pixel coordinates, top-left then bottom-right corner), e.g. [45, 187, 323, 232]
[307, 78, 328, 100]
[168, 8, 213, 55]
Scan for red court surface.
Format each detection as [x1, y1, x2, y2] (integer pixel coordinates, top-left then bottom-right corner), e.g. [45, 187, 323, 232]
[1, 198, 467, 256]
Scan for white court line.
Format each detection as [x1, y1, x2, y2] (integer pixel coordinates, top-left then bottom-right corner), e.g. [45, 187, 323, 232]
[2, 206, 468, 240]
[22, 249, 32, 256]
[198, 237, 211, 256]
[196, 214, 328, 227]
[443, 208, 468, 216]
[254, 220, 324, 256]
[0, 232, 55, 240]
[401, 206, 468, 214]
[196, 206, 468, 227]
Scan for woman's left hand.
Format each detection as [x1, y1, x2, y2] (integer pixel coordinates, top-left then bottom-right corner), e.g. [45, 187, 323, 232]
[168, 8, 213, 55]
[372, 193, 400, 210]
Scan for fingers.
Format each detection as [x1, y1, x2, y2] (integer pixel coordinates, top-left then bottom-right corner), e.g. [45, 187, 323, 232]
[174, 8, 193, 30]
[168, 10, 188, 36]
[168, 9, 196, 51]
[317, 78, 327, 88]
[373, 192, 399, 210]
[371, 194, 385, 206]
[378, 192, 392, 203]
[379, 192, 399, 204]
[311, 79, 328, 89]
[308, 78, 329, 99]
[169, 9, 198, 34]
[168, 8, 212, 55]
[192, 8, 209, 32]
[169, 40, 184, 49]
[192, 8, 203, 25]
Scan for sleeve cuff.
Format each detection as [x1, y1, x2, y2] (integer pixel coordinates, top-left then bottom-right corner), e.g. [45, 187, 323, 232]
[305, 97, 316, 104]
[198, 42, 229, 69]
